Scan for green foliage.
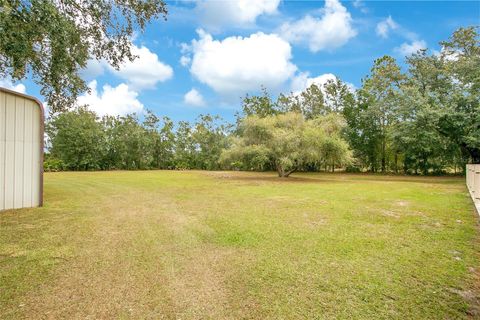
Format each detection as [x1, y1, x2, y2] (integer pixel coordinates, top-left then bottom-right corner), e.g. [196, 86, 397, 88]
[173, 115, 230, 170]
[0, 0, 167, 112]
[43, 155, 65, 172]
[45, 25, 478, 176]
[342, 26, 479, 173]
[239, 86, 279, 119]
[47, 108, 106, 170]
[47, 109, 230, 171]
[103, 114, 154, 169]
[358, 56, 404, 172]
[191, 114, 231, 170]
[222, 112, 352, 177]
[345, 165, 361, 173]
[437, 27, 480, 163]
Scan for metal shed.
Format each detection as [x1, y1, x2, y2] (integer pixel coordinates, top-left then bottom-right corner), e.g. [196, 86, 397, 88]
[0, 87, 44, 211]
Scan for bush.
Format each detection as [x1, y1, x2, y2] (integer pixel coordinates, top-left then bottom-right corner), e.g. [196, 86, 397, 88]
[345, 165, 361, 173]
[44, 158, 66, 172]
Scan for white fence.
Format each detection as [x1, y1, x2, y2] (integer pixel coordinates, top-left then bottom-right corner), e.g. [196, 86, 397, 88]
[466, 164, 480, 214]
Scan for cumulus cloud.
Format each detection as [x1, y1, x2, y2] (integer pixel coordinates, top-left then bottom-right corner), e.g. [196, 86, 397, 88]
[291, 72, 337, 94]
[184, 88, 206, 107]
[80, 59, 107, 79]
[80, 45, 173, 90]
[279, 0, 357, 53]
[77, 80, 144, 116]
[376, 16, 398, 38]
[395, 40, 427, 56]
[180, 55, 191, 67]
[185, 29, 297, 97]
[0, 78, 26, 94]
[195, 0, 280, 31]
[291, 72, 355, 95]
[111, 45, 173, 90]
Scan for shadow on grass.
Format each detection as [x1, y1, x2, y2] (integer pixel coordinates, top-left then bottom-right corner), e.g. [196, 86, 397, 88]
[204, 171, 464, 186]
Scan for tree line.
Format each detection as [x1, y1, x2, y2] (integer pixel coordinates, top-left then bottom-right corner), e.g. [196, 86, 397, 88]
[45, 26, 479, 175]
[46, 111, 230, 171]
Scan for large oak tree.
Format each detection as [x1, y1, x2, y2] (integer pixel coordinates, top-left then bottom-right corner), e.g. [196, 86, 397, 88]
[0, 0, 167, 112]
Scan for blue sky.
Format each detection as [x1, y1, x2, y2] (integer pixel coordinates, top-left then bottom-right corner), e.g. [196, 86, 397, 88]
[2, 0, 479, 122]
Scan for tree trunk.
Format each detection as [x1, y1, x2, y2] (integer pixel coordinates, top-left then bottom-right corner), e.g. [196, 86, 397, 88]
[381, 140, 386, 173]
[394, 152, 398, 174]
[422, 155, 428, 175]
[276, 163, 296, 177]
[283, 168, 297, 177]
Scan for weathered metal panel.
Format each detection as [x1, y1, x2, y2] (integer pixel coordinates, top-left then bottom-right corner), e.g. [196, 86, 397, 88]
[23, 100, 34, 207]
[31, 103, 41, 206]
[0, 92, 5, 208]
[4, 93, 15, 210]
[0, 88, 44, 211]
[14, 97, 25, 208]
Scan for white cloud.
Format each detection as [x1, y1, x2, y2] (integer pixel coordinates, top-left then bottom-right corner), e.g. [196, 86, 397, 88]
[80, 59, 107, 79]
[42, 101, 51, 117]
[376, 16, 398, 38]
[0, 78, 26, 94]
[291, 72, 354, 94]
[186, 29, 297, 96]
[279, 0, 357, 53]
[291, 72, 337, 94]
[77, 80, 144, 116]
[180, 55, 191, 67]
[395, 40, 427, 56]
[373, 17, 426, 56]
[111, 45, 173, 90]
[433, 46, 460, 61]
[352, 0, 367, 13]
[352, 0, 361, 7]
[184, 88, 206, 107]
[80, 45, 173, 90]
[195, 0, 280, 31]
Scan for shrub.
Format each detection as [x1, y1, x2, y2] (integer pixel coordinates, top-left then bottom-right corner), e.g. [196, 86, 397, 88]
[44, 158, 66, 172]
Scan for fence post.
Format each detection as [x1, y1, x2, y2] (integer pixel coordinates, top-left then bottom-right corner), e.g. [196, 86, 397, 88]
[475, 165, 480, 200]
[470, 165, 475, 192]
[466, 164, 472, 192]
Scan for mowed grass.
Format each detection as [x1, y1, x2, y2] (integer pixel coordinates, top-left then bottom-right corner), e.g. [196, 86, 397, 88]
[1, 171, 479, 319]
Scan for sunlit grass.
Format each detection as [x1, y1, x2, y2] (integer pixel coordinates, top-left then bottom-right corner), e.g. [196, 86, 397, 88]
[1, 171, 478, 319]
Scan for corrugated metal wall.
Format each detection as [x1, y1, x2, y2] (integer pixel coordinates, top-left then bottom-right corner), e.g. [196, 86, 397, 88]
[0, 88, 43, 211]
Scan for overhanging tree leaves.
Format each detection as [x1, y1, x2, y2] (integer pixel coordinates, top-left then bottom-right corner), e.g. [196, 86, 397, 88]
[0, 0, 167, 112]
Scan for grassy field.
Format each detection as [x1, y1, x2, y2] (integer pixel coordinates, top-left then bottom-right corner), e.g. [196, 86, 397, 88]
[1, 171, 479, 319]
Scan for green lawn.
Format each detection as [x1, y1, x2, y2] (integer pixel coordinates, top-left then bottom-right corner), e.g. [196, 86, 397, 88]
[1, 171, 479, 319]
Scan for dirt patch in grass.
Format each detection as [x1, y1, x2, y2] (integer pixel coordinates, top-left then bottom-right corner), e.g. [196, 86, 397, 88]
[382, 210, 401, 218]
[203, 171, 343, 184]
[395, 200, 410, 207]
[166, 246, 234, 319]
